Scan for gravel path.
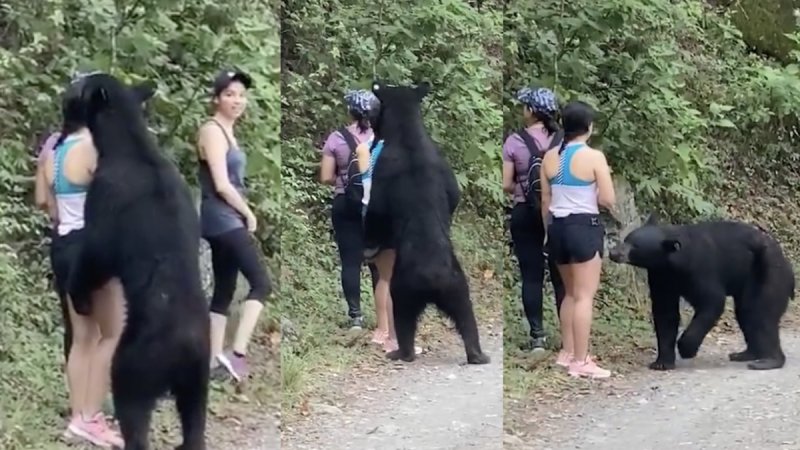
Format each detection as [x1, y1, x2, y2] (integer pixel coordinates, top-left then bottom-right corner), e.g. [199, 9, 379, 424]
[509, 330, 800, 450]
[282, 326, 503, 450]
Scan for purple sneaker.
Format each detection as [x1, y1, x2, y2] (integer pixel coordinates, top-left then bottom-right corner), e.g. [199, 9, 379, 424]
[216, 351, 250, 382]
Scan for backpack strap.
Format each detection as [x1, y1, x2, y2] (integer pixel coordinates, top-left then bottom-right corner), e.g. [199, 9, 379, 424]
[517, 128, 542, 156]
[338, 126, 359, 185]
[515, 128, 541, 184]
[338, 126, 358, 154]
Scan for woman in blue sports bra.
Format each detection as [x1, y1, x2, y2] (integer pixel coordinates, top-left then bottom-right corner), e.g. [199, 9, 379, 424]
[43, 73, 132, 448]
[540, 101, 617, 380]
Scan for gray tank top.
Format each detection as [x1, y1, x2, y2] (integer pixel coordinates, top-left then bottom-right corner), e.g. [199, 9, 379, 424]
[198, 119, 248, 237]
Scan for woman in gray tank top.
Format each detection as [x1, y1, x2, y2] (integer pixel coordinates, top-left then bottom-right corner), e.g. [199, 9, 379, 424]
[196, 69, 273, 383]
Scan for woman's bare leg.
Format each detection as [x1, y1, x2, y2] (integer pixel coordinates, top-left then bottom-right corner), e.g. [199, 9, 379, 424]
[373, 250, 397, 352]
[65, 298, 100, 419]
[84, 279, 125, 417]
[556, 264, 575, 355]
[570, 254, 603, 362]
[371, 252, 392, 344]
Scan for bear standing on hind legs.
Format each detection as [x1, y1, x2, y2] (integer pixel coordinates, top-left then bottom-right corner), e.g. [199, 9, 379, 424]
[363, 80, 490, 365]
[608, 213, 794, 371]
[67, 73, 210, 450]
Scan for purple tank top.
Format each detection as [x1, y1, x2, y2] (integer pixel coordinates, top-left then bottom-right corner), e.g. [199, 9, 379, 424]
[320, 123, 373, 195]
[502, 126, 554, 204]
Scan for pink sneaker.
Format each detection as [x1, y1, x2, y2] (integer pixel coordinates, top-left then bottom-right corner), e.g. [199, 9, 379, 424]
[555, 350, 573, 367]
[568, 356, 611, 379]
[64, 412, 124, 448]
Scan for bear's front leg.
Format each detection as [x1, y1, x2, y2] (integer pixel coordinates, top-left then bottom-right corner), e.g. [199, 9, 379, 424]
[648, 278, 681, 371]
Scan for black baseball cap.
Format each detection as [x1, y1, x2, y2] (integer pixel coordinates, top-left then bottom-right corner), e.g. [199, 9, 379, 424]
[212, 69, 253, 96]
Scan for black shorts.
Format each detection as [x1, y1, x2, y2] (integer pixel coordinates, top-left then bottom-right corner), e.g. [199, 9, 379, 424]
[547, 213, 604, 265]
[49, 228, 86, 300]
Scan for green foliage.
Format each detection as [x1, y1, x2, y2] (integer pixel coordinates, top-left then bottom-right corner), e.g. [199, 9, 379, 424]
[505, 0, 800, 220]
[0, 0, 279, 447]
[730, 0, 800, 62]
[280, 0, 504, 411]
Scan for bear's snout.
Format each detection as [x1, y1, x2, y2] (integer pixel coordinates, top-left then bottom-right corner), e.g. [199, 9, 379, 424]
[608, 243, 628, 263]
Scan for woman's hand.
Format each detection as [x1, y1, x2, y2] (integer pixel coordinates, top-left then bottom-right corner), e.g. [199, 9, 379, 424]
[245, 210, 258, 233]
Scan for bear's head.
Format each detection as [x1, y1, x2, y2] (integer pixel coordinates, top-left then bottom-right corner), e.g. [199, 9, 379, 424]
[608, 212, 687, 270]
[66, 72, 157, 158]
[369, 80, 431, 136]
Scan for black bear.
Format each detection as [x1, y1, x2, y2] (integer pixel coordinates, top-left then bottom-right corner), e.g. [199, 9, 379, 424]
[56, 80, 157, 367]
[363, 80, 489, 365]
[609, 213, 794, 371]
[67, 73, 209, 449]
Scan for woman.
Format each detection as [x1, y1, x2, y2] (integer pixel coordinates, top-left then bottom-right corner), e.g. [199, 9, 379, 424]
[540, 100, 616, 379]
[197, 69, 273, 383]
[502, 87, 566, 353]
[43, 74, 126, 448]
[319, 90, 380, 336]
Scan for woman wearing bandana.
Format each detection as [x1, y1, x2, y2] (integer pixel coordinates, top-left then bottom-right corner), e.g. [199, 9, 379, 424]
[319, 90, 381, 336]
[502, 87, 567, 353]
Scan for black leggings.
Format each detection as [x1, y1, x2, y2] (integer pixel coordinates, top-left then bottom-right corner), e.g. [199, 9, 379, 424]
[207, 227, 272, 315]
[49, 228, 86, 363]
[332, 194, 378, 318]
[509, 203, 566, 338]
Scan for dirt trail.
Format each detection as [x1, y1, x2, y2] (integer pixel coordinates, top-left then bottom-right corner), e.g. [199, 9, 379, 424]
[282, 326, 504, 450]
[507, 330, 800, 450]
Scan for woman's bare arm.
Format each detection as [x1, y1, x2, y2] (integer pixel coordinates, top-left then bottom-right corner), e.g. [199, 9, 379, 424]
[539, 153, 553, 228]
[502, 161, 515, 194]
[319, 154, 336, 185]
[592, 150, 616, 209]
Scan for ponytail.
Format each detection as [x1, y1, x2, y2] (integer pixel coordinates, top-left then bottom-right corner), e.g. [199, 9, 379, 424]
[357, 117, 370, 133]
[559, 131, 581, 155]
[533, 111, 561, 139]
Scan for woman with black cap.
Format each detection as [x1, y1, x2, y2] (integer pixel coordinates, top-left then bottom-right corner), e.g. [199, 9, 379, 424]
[196, 68, 273, 383]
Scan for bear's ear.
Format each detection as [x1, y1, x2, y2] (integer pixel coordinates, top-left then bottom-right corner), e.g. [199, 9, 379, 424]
[81, 82, 109, 117]
[661, 238, 681, 253]
[644, 211, 660, 225]
[415, 81, 431, 99]
[131, 80, 156, 103]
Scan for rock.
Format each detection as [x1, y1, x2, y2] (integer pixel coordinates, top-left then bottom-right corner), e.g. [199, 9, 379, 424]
[601, 176, 649, 302]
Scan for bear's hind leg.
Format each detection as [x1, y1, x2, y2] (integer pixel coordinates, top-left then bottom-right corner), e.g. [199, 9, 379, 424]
[113, 391, 157, 450]
[729, 289, 759, 362]
[172, 357, 209, 450]
[433, 266, 489, 365]
[386, 291, 425, 363]
[747, 315, 786, 370]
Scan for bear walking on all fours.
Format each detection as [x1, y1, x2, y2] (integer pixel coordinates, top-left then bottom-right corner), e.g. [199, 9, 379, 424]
[609, 213, 795, 371]
[363, 80, 489, 365]
[67, 73, 210, 450]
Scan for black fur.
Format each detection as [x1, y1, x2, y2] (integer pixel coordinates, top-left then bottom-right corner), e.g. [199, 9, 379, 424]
[67, 73, 209, 450]
[609, 213, 794, 371]
[364, 80, 489, 365]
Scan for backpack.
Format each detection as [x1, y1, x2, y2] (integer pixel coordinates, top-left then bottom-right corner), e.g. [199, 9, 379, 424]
[339, 127, 367, 213]
[516, 128, 563, 209]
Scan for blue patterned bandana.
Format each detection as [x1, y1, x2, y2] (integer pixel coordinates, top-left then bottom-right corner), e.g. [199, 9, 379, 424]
[344, 89, 380, 115]
[516, 87, 559, 117]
